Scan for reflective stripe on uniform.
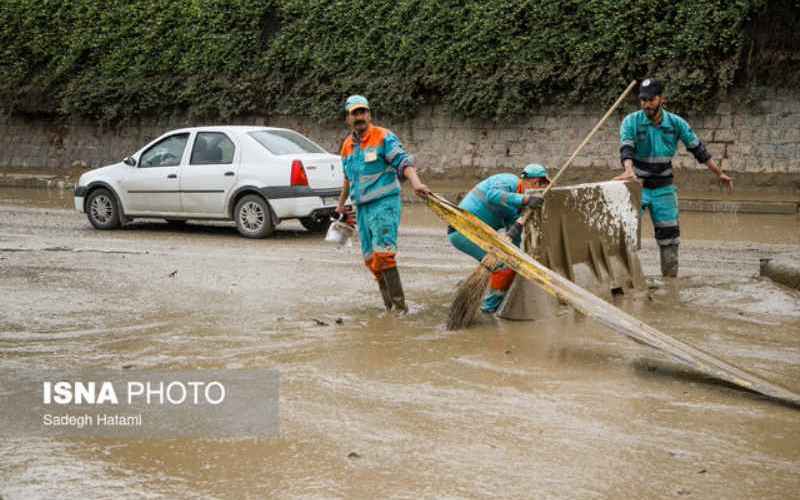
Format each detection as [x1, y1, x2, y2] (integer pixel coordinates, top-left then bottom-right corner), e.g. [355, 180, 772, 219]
[385, 144, 402, 164]
[653, 219, 678, 228]
[635, 167, 673, 178]
[656, 237, 681, 246]
[359, 171, 383, 185]
[359, 178, 401, 203]
[359, 166, 396, 187]
[634, 160, 672, 175]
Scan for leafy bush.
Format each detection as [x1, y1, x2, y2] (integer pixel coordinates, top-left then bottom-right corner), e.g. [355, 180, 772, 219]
[0, 0, 791, 123]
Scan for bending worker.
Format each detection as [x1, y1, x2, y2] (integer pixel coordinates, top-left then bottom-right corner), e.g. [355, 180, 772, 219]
[448, 164, 548, 313]
[615, 78, 733, 277]
[336, 95, 430, 312]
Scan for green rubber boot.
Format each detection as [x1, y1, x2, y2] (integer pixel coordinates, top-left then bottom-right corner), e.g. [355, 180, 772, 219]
[660, 244, 679, 278]
[377, 275, 393, 311]
[381, 267, 408, 313]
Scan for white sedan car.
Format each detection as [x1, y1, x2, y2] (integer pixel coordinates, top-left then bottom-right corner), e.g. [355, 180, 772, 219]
[74, 126, 344, 238]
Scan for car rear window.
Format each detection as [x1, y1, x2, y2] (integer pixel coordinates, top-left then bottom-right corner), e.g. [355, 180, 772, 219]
[248, 130, 326, 155]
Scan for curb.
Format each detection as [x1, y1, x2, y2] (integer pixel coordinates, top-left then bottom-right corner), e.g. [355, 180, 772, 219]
[680, 198, 798, 215]
[0, 173, 76, 191]
[1, 174, 797, 215]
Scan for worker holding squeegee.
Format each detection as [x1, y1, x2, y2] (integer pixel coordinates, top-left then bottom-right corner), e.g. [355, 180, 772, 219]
[447, 164, 549, 313]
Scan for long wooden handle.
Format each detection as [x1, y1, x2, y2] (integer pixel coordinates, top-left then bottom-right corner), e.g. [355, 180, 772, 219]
[541, 79, 638, 197]
[515, 80, 638, 227]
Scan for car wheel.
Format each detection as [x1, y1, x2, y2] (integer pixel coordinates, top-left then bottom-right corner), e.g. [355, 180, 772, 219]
[86, 188, 121, 230]
[234, 194, 275, 239]
[299, 216, 332, 233]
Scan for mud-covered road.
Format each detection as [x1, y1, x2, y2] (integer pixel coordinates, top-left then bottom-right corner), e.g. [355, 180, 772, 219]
[1, 187, 800, 499]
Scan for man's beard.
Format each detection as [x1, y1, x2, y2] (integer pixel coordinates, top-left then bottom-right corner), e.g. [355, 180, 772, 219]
[644, 105, 660, 118]
[353, 119, 367, 127]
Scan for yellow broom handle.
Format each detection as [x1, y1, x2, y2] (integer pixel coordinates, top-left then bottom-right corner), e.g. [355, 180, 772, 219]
[541, 79, 638, 197]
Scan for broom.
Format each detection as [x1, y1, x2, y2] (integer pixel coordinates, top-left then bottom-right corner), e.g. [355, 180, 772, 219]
[446, 80, 637, 330]
[446, 253, 499, 329]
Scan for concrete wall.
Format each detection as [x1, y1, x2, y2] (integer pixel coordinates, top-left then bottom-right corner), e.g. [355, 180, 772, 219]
[2, 89, 799, 193]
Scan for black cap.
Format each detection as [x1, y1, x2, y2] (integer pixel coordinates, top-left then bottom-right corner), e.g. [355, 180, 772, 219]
[638, 78, 662, 99]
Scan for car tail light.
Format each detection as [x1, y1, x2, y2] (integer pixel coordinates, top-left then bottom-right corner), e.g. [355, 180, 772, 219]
[290, 160, 309, 187]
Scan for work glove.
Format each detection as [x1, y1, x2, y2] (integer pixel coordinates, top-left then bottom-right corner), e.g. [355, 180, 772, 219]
[506, 222, 523, 242]
[523, 193, 544, 208]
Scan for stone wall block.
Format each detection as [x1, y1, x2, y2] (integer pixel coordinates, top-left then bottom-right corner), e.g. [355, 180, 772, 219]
[776, 144, 797, 159]
[784, 128, 800, 142]
[713, 129, 736, 142]
[571, 156, 592, 168]
[728, 157, 747, 171]
[716, 102, 733, 115]
[732, 114, 748, 128]
[746, 158, 771, 172]
[704, 116, 721, 129]
[707, 143, 726, 158]
[753, 129, 770, 142]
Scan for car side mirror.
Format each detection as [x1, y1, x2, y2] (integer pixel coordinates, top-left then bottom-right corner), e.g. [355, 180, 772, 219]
[123, 156, 137, 167]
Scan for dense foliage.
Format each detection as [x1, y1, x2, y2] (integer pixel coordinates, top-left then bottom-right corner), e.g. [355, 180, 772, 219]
[0, 0, 790, 123]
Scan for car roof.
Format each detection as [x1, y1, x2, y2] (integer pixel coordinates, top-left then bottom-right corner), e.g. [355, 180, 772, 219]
[165, 125, 301, 135]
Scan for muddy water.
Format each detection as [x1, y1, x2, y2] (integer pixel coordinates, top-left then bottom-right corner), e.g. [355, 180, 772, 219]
[0, 186, 74, 209]
[1, 188, 800, 499]
[643, 211, 800, 245]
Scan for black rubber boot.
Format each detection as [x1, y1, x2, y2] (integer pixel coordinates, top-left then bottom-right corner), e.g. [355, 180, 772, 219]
[660, 244, 679, 278]
[377, 275, 393, 311]
[381, 267, 408, 313]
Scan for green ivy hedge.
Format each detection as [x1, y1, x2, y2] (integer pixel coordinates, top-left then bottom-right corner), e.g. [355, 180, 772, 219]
[0, 0, 788, 123]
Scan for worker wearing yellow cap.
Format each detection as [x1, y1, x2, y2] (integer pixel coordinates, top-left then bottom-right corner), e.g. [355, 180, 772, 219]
[336, 95, 430, 312]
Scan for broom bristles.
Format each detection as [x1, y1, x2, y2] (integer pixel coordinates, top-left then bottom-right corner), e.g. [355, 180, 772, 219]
[447, 254, 498, 330]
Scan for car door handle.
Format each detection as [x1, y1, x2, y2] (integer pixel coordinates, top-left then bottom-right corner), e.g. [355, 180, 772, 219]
[167, 174, 177, 179]
[224, 171, 234, 176]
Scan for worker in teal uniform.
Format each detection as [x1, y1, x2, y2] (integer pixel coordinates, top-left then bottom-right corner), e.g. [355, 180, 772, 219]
[448, 164, 549, 313]
[615, 78, 733, 277]
[336, 95, 430, 312]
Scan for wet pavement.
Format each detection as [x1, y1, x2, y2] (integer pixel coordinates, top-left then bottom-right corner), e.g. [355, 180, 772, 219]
[1, 187, 800, 499]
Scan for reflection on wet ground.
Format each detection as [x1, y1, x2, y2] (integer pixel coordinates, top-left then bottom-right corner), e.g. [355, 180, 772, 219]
[1, 187, 799, 499]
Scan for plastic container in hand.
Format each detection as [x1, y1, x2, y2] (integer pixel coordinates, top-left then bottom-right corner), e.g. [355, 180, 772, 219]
[324, 214, 355, 247]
